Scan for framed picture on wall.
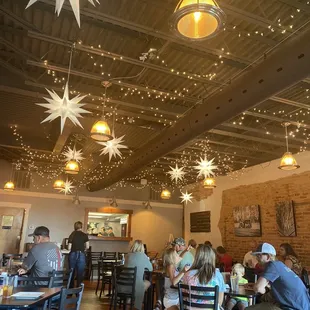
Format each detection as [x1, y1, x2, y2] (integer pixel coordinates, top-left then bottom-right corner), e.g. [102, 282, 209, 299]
[233, 205, 262, 237]
[275, 200, 296, 237]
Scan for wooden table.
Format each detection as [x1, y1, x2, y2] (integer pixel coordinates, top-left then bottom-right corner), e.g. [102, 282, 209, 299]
[0, 287, 61, 309]
[225, 286, 257, 306]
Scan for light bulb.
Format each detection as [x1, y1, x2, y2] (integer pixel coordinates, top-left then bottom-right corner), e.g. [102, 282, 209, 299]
[194, 11, 201, 22]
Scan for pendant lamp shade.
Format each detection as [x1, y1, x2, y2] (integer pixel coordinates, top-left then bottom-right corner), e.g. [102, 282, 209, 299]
[53, 179, 65, 190]
[170, 0, 225, 40]
[160, 189, 171, 200]
[90, 120, 113, 142]
[203, 177, 216, 188]
[278, 152, 300, 171]
[65, 160, 80, 174]
[4, 181, 15, 191]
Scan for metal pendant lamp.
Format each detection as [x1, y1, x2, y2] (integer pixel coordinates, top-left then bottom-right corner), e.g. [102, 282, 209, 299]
[278, 123, 300, 171]
[170, 0, 226, 40]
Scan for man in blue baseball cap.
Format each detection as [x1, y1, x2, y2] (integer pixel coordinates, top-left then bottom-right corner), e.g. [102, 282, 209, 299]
[246, 242, 310, 310]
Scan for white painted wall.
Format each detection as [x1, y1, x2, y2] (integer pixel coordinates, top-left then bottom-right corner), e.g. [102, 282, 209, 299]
[184, 151, 310, 247]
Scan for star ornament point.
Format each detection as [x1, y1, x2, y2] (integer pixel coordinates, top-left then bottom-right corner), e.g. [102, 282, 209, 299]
[168, 164, 185, 184]
[59, 179, 75, 195]
[98, 134, 128, 162]
[63, 146, 84, 163]
[180, 191, 193, 204]
[194, 157, 217, 178]
[36, 82, 91, 133]
[26, 0, 100, 27]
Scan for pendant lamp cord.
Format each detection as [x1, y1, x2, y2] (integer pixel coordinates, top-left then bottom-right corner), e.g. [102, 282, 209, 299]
[285, 125, 289, 152]
[102, 86, 108, 118]
[67, 44, 75, 85]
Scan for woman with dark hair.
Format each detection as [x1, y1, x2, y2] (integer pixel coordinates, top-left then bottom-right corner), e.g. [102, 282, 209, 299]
[216, 246, 233, 272]
[182, 244, 226, 309]
[68, 221, 89, 287]
[279, 243, 302, 276]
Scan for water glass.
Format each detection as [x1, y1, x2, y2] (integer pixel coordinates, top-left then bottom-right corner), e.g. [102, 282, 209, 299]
[230, 275, 239, 292]
[3, 276, 14, 298]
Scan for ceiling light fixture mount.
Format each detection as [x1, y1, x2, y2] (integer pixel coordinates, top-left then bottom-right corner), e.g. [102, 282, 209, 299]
[170, 0, 226, 41]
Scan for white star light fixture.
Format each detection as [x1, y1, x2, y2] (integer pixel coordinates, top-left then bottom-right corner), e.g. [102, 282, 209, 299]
[36, 82, 91, 133]
[26, 0, 100, 27]
[168, 164, 185, 184]
[63, 146, 85, 163]
[59, 179, 75, 195]
[194, 157, 217, 178]
[98, 133, 128, 162]
[180, 191, 193, 204]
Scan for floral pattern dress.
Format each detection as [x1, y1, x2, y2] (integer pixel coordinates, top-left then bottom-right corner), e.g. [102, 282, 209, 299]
[182, 269, 226, 310]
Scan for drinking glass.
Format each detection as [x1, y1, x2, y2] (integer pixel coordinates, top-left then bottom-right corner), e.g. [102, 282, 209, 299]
[2, 276, 14, 298]
[230, 275, 239, 292]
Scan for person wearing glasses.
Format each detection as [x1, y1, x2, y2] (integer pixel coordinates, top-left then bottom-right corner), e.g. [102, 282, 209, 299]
[247, 243, 310, 310]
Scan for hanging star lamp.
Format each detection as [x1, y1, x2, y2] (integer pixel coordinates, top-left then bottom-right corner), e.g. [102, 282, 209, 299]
[278, 123, 300, 170]
[170, 0, 226, 41]
[53, 179, 65, 190]
[160, 188, 171, 200]
[203, 177, 216, 189]
[4, 181, 15, 191]
[90, 81, 113, 142]
[65, 160, 80, 174]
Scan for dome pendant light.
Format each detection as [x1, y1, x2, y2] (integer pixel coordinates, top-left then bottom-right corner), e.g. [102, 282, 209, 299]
[170, 0, 226, 41]
[160, 188, 171, 200]
[4, 181, 15, 191]
[278, 123, 300, 171]
[65, 160, 80, 174]
[203, 177, 216, 189]
[90, 81, 113, 142]
[53, 179, 65, 190]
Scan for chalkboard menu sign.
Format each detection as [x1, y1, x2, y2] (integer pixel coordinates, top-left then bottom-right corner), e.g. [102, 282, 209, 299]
[190, 211, 211, 232]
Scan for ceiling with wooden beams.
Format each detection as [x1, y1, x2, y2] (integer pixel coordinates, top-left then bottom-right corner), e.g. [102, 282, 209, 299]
[0, 0, 310, 191]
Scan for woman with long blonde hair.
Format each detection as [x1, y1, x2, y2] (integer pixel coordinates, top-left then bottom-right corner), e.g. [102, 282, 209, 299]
[182, 244, 226, 309]
[162, 248, 190, 309]
[124, 240, 153, 310]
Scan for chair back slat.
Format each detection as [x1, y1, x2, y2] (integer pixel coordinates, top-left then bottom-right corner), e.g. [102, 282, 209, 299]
[114, 266, 137, 295]
[104, 251, 117, 259]
[91, 252, 103, 261]
[15, 276, 52, 289]
[49, 269, 73, 289]
[178, 283, 219, 310]
[59, 283, 84, 310]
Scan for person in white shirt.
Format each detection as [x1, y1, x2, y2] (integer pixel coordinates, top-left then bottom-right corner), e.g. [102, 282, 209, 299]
[243, 240, 258, 268]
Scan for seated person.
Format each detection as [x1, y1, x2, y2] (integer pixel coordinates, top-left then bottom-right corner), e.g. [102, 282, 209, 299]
[279, 243, 303, 277]
[225, 263, 248, 310]
[243, 240, 259, 268]
[247, 243, 310, 310]
[182, 244, 226, 309]
[216, 246, 233, 272]
[172, 238, 194, 271]
[98, 227, 108, 236]
[188, 239, 197, 256]
[18, 226, 62, 277]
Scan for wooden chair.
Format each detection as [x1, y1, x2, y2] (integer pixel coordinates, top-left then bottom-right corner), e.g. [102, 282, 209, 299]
[110, 266, 137, 310]
[96, 260, 115, 298]
[58, 283, 84, 310]
[49, 269, 74, 289]
[104, 252, 117, 259]
[14, 276, 52, 288]
[89, 251, 102, 281]
[178, 283, 219, 310]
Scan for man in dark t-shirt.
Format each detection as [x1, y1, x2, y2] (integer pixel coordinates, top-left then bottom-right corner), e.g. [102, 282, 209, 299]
[68, 221, 89, 287]
[19, 226, 62, 282]
[247, 243, 310, 310]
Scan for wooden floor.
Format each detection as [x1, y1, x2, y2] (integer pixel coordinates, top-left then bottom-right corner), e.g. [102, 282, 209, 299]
[80, 281, 111, 310]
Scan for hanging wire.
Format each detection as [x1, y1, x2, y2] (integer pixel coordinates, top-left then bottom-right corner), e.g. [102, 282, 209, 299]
[67, 43, 75, 85]
[285, 124, 289, 152]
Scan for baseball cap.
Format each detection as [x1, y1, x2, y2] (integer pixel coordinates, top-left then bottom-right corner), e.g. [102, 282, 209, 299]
[171, 237, 185, 246]
[252, 243, 276, 256]
[28, 226, 50, 237]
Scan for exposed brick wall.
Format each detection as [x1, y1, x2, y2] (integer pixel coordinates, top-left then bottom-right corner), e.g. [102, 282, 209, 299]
[218, 171, 310, 268]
